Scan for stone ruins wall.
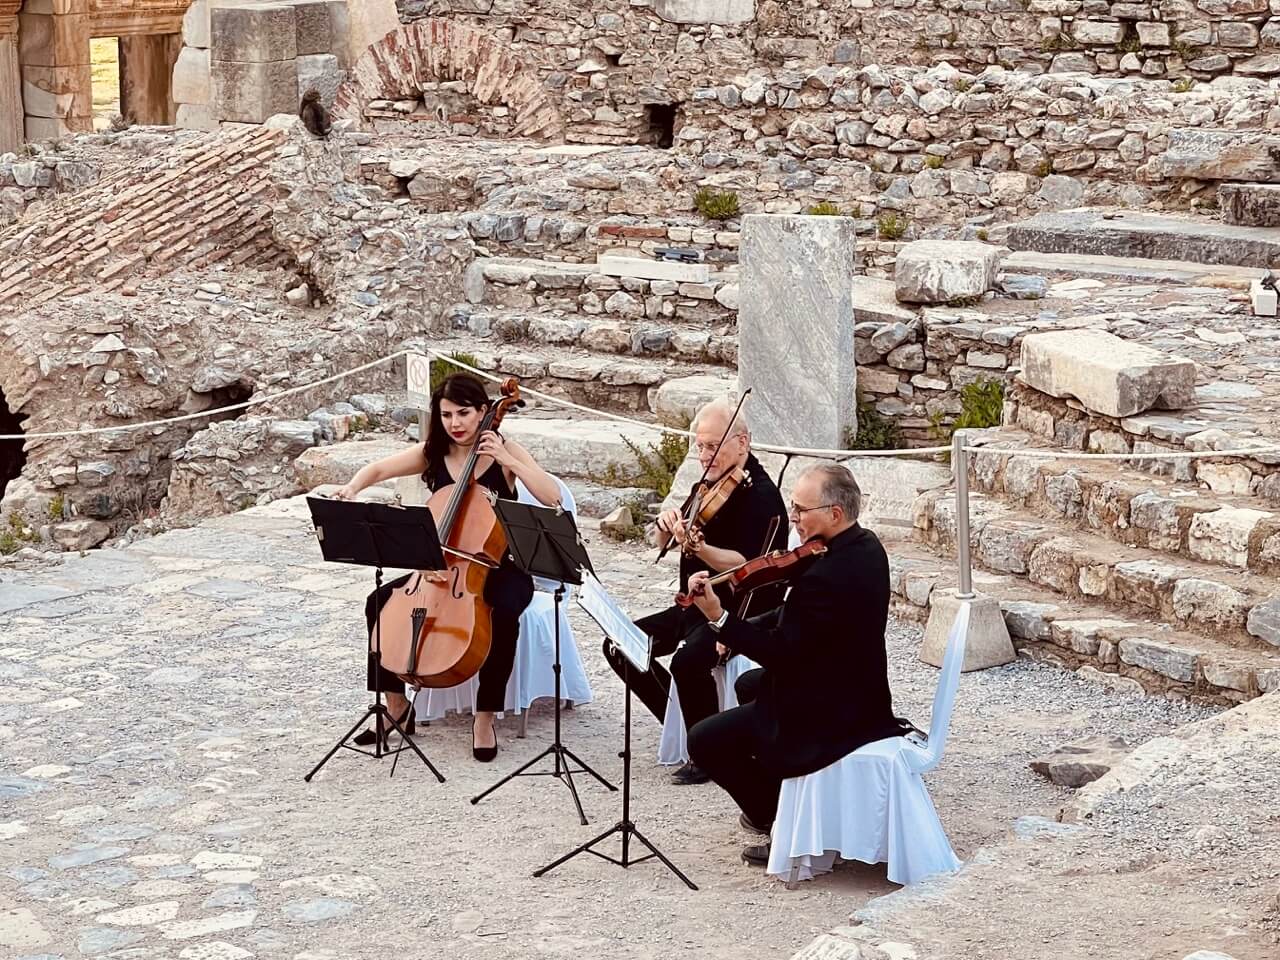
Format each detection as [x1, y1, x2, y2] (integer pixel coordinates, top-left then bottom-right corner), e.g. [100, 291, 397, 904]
[392, 0, 1280, 107]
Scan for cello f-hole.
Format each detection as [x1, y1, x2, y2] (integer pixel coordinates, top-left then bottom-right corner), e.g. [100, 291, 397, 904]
[450, 564, 464, 600]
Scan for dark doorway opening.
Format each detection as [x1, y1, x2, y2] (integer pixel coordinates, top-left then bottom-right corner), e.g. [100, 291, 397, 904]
[0, 389, 26, 501]
[645, 103, 677, 149]
[206, 381, 254, 424]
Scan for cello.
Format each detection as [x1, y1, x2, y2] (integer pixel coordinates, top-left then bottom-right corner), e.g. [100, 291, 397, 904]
[376, 379, 523, 689]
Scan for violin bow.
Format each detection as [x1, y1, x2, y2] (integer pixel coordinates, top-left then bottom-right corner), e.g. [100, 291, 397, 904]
[654, 387, 752, 564]
[717, 514, 781, 665]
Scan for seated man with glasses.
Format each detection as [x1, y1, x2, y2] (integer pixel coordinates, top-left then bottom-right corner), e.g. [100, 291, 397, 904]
[602, 398, 789, 785]
[685, 463, 904, 864]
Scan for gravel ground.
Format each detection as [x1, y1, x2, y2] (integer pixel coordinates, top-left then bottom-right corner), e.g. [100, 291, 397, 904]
[0, 498, 1229, 960]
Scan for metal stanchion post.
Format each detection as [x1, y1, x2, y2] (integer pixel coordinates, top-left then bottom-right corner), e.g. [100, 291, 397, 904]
[952, 429, 974, 600]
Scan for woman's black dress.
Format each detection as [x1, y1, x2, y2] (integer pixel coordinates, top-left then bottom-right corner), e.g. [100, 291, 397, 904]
[364, 458, 535, 712]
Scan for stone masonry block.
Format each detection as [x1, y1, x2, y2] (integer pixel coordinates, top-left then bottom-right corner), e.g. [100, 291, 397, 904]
[290, 0, 340, 55]
[212, 58, 299, 123]
[296, 53, 341, 107]
[651, 0, 756, 25]
[211, 4, 297, 63]
[895, 239, 1003, 304]
[176, 102, 219, 131]
[1020, 329, 1195, 418]
[172, 45, 211, 105]
[1188, 508, 1272, 569]
[183, 0, 212, 48]
[1118, 637, 1198, 683]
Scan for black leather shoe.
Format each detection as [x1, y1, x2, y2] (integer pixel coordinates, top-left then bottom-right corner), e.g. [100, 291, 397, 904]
[670, 762, 710, 785]
[742, 842, 770, 866]
[472, 716, 498, 763]
[353, 710, 415, 747]
[739, 812, 772, 835]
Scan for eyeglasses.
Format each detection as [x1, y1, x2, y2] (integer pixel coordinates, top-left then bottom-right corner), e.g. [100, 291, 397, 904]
[694, 436, 746, 455]
[789, 503, 836, 519]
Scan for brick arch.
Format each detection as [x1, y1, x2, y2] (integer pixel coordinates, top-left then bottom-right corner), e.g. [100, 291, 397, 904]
[332, 19, 563, 141]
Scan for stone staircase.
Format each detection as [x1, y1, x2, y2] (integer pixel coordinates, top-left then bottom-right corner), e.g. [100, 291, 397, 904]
[1006, 207, 1280, 269]
[899, 423, 1280, 705]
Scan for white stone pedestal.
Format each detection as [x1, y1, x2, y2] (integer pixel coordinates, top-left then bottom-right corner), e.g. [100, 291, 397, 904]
[921, 588, 1016, 672]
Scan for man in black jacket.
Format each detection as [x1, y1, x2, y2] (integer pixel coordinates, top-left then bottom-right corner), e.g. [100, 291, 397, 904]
[602, 398, 789, 785]
[685, 463, 902, 864]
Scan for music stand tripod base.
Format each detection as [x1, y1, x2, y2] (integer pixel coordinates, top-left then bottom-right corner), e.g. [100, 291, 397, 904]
[302, 497, 447, 784]
[469, 500, 616, 825]
[533, 678, 695, 890]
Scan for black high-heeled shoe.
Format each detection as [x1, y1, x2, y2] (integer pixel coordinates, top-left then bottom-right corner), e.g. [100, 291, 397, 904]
[353, 709, 416, 748]
[472, 715, 498, 763]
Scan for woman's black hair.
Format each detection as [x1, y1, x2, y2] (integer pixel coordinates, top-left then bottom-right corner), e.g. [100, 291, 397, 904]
[421, 373, 491, 481]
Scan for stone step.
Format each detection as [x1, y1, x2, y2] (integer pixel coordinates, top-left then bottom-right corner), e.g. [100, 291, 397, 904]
[888, 540, 1278, 705]
[1001, 250, 1265, 288]
[914, 489, 1280, 654]
[1006, 208, 1280, 269]
[464, 255, 738, 324]
[421, 336, 726, 414]
[455, 307, 739, 368]
[965, 428, 1280, 577]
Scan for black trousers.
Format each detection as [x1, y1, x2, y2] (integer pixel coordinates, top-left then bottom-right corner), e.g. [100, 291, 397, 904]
[687, 681, 782, 829]
[601, 604, 724, 735]
[365, 570, 529, 713]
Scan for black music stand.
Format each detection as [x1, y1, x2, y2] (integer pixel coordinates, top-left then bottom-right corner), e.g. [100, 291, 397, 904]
[470, 499, 616, 824]
[302, 496, 447, 784]
[535, 577, 696, 889]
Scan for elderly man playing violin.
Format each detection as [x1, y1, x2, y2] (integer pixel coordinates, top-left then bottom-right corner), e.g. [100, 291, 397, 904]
[602, 398, 789, 786]
[685, 463, 906, 865]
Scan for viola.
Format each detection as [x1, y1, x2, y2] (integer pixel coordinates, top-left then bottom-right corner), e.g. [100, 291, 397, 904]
[674, 538, 827, 608]
[376, 378, 523, 688]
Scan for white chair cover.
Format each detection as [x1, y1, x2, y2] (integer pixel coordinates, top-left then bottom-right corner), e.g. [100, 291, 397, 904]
[412, 476, 593, 722]
[657, 652, 760, 766]
[766, 602, 969, 887]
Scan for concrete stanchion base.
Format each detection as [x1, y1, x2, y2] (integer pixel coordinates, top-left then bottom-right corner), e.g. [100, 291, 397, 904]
[921, 588, 1016, 672]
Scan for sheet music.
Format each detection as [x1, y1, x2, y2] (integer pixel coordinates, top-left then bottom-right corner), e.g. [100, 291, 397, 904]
[577, 572, 651, 672]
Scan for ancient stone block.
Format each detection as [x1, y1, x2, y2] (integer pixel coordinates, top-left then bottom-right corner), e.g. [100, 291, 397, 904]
[851, 276, 917, 326]
[894, 239, 1002, 304]
[1218, 183, 1280, 227]
[1135, 21, 1169, 46]
[1111, 559, 1179, 609]
[652, 375, 734, 427]
[212, 58, 299, 123]
[50, 519, 111, 551]
[183, 0, 213, 48]
[1020, 329, 1195, 418]
[1154, 129, 1280, 182]
[1028, 538, 1081, 594]
[1072, 20, 1125, 45]
[292, 1, 340, 55]
[1001, 600, 1055, 640]
[176, 102, 218, 131]
[599, 253, 709, 283]
[1118, 636, 1198, 682]
[1247, 597, 1280, 647]
[1171, 578, 1249, 627]
[211, 5, 297, 62]
[651, 0, 755, 24]
[297, 53, 341, 107]
[738, 214, 859, 449]
[171, 46, 210, 105]
[1188, 508, 1272, 569]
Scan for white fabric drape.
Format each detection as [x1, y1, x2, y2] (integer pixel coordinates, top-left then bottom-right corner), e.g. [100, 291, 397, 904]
[766, 602, 969, 887]
[657, 652, 760, 766]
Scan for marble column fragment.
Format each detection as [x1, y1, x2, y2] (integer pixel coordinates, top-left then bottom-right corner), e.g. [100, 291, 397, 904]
[738, 213, 860, 450]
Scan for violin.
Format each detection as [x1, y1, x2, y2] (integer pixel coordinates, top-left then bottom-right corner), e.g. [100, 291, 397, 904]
[670, 465, 750, 556]
[674, 539, 827, 609]
[376, 378, 524, 688]
[655, 387, 752, 563]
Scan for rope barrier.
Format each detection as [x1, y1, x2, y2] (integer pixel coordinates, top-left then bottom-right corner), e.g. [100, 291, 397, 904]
[0, 352, 412, 441]
[0, 344, 1275, 464]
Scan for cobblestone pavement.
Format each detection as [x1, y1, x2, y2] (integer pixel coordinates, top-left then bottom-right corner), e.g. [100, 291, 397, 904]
[0, 495, 1217, 960]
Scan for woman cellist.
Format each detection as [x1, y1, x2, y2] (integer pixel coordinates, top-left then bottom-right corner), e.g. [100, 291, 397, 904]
[332, 373, 562, 761]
